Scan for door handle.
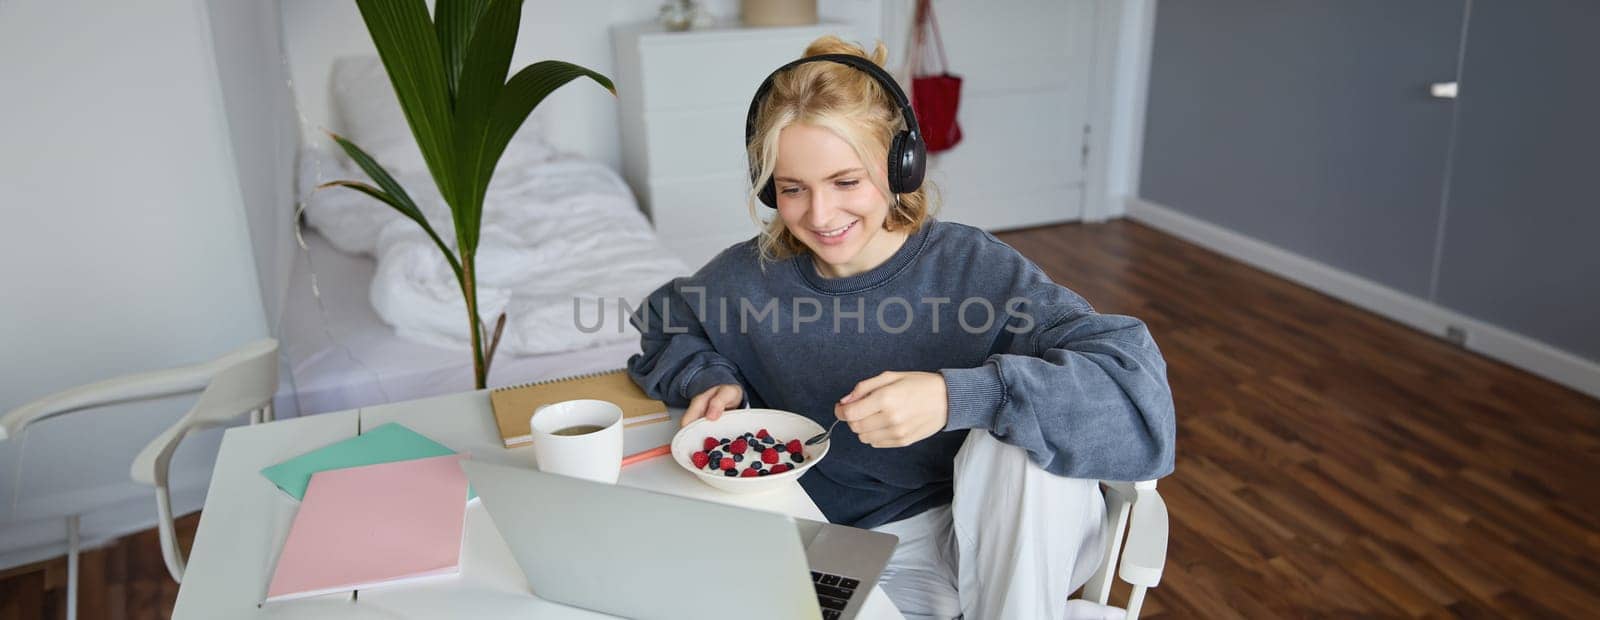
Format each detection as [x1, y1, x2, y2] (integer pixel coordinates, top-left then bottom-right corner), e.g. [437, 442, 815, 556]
[1430, 81, 1458, 99]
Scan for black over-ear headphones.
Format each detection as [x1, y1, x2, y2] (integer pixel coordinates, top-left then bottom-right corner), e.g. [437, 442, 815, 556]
[745, 53, 926, 209]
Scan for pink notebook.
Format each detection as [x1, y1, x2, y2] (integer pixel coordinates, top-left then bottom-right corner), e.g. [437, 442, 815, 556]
[265, 454, 469, 602]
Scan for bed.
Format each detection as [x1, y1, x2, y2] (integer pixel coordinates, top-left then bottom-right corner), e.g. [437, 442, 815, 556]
[278, 228, 651, 416]
[272, 4, 690, 416]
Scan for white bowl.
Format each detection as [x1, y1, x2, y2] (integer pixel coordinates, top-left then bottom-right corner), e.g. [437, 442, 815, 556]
[671, 409, 829, 494]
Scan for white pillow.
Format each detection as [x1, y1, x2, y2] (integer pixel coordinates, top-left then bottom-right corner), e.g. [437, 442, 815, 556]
[328, 56, 555, 175]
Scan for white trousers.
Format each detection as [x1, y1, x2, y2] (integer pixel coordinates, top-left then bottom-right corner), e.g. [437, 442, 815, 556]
[871, 430, 1121, 620]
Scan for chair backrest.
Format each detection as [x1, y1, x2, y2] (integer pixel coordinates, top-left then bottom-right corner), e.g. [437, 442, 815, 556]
[130, 339, 278, 486]
[189, 339, 279, 425]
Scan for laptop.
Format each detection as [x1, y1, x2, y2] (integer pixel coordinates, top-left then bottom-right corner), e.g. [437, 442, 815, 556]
[461, 459, 899, 620]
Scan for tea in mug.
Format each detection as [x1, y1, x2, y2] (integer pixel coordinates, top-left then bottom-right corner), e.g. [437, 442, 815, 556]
[551, 424, 605, 437]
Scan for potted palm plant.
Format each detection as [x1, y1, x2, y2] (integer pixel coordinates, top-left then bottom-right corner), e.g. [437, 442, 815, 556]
[323, 0, 614, 389]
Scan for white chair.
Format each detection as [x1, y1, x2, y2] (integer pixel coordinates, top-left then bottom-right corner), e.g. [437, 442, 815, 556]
[1076, 479, 1169, 619]
[0, 338, 278, 620]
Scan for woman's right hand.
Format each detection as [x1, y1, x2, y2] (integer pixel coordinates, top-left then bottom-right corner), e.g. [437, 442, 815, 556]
[682, 384, 744, 427]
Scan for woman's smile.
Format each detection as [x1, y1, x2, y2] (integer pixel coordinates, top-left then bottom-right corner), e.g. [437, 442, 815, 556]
[811, 219, 858, 245]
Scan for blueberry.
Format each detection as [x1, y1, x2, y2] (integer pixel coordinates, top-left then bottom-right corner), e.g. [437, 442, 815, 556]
[762, 436, 776, 445]
[775, 444, 787, 453]
[733, 453, 744, 463]
[724, 469, 738, 477]
[790, 452, 804, 463]
[758, 470, 770, 476]
[709, 450, 722, 461]
[751, 461, 763, 470]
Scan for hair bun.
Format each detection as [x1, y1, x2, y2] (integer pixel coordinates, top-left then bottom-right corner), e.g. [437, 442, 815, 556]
[802, 35, 889, 68]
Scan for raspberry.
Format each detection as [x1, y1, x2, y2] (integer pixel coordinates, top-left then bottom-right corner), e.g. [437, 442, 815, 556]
[770, 463, 791, 474]
[720, 457, 735, 470]
[786, 439, 803, 453]
[761, 448, 779, 464]
[703, 437, 719, 451]
[756, 428, 771, 440]
[740, 468, 759, 478]
[729, 439, 748, 454]
[691, 451, 709, 468]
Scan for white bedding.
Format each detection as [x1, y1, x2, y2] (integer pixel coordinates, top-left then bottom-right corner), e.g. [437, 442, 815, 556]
[278, 228, 649, 416]
[305, 152, 687, 356]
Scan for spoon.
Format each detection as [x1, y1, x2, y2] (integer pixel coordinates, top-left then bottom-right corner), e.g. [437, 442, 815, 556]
[806, 419, 841, 446]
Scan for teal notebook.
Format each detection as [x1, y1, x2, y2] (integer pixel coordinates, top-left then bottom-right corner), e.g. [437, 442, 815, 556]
[260, 422, 474, 501]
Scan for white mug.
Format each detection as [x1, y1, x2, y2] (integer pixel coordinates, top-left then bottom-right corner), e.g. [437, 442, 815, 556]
[529, 399, 623, 484]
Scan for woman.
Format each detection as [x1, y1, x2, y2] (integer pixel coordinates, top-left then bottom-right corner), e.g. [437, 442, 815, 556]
[628, 36, 1175, 619]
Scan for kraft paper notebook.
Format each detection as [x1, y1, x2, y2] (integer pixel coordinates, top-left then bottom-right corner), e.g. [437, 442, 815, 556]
[489, 369, 668, 448]
[259, 422, 467, 501]
[264, 454, 468, 603]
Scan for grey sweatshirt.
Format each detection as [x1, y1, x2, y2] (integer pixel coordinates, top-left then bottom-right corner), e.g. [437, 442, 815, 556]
[627, 219, 1175, 529]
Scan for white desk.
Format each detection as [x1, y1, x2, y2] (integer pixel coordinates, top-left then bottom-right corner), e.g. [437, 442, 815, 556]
[174, 390, 902, 619]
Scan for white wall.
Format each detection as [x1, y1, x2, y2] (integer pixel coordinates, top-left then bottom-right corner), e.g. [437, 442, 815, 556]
[0, 0, 269, 569]
[879, 0, 1097, 230]
[208, 0, 300, 334]
[281, 0, 883, 172]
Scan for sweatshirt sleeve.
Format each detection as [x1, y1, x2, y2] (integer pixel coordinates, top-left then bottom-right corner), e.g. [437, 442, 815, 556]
[939, 264, 1176, 482]
[626, 277, 746, 407]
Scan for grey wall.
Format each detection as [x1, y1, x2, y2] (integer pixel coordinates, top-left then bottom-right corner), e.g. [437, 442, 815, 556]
[1141, 0, 1466, 298]
[1140, 0, 1599, 363]
[1433, 0, 1600, 362]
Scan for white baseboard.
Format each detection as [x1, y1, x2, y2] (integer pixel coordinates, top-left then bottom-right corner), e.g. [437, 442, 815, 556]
[1126, 197, 1600, 401]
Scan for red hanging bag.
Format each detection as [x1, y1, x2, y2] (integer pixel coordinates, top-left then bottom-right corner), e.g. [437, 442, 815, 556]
[909, 0, 962, 153]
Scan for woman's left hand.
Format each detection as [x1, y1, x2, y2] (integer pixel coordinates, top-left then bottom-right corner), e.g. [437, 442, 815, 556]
[835, 371, 949, 448]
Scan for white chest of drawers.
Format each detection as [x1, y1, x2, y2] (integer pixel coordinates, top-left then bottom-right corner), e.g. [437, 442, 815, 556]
[612, 19, 865, 269]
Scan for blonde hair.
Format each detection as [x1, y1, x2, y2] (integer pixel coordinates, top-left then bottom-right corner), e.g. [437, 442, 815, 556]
[746, 35, 938, 263]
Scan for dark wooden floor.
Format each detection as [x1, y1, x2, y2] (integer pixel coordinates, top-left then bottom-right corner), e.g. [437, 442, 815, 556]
[0, 512, 197, 620]
[1002, 221, 1600, 618]
[3, 220, 1597, 618]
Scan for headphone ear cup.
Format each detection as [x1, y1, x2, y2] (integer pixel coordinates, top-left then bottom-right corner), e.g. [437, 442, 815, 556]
[759, 178, 778, 208]
[886, 131, 908, 193]
[888, 130, 926, 194]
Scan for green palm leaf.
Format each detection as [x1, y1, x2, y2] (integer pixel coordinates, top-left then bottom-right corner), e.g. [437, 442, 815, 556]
[333, 0, 615, 389]
[324, 133, 463, 282]
[474, 61, 614, 212]
[354, 0, 458, 202]
[434, 0, 490, 101]
[448, 0, 524, 253]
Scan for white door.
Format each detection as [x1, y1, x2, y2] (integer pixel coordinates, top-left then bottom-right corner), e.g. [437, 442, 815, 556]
[884, 0, 1096, 231]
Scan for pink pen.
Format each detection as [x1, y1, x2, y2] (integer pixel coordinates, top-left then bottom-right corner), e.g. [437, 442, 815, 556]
[621, 444, 671, 467]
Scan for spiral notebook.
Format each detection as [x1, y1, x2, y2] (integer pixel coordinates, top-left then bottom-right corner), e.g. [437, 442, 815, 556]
[489, 369, 669, 448]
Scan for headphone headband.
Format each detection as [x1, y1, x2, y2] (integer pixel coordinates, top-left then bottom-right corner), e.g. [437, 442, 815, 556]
[745, 53, 927, 208]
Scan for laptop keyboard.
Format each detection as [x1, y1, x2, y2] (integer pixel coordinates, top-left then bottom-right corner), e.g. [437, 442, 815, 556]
[811, 571, 862, 619]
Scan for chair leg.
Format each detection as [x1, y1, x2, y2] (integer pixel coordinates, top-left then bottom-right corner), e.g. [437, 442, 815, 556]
[66, 514, 79, 620]
[155, 486, 186, 583]
[249, 407, 262, 425]
[1082, 485, 1133, 605]
[1125, 585, 1147, 619]
[262, 403, 275, 423]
